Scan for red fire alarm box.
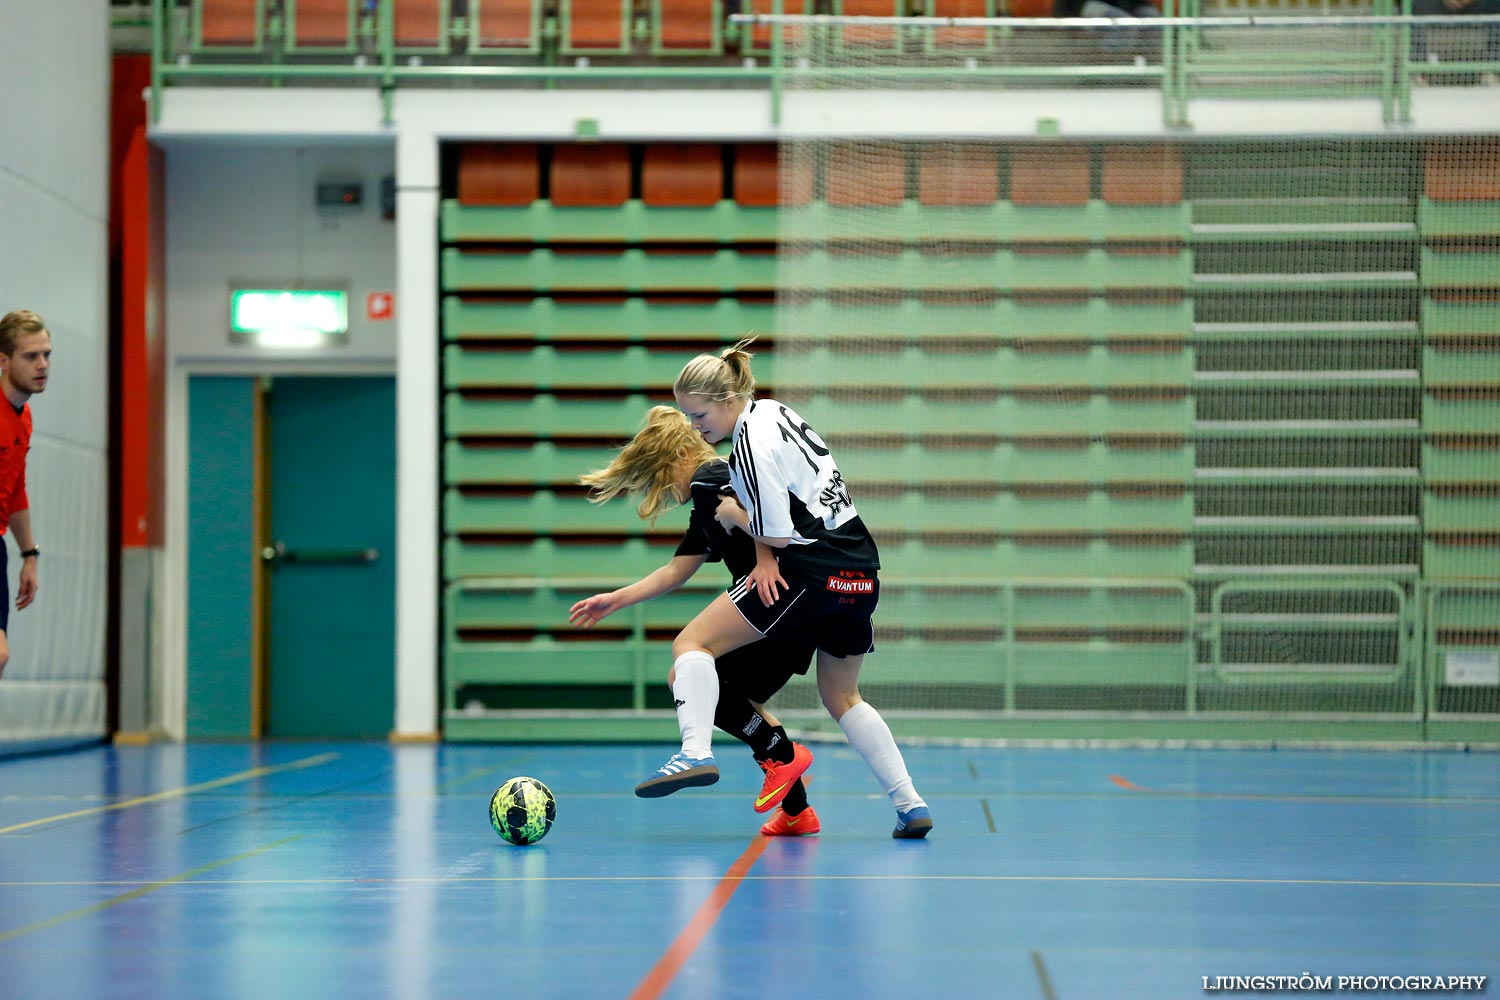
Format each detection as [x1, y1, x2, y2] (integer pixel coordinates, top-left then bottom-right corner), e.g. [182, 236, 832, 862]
[367, 291, 394, 321]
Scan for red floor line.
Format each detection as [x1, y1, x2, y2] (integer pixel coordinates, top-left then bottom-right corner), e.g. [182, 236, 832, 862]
[626, 835, 771, 1000]
[1109, 774, 1147, 791]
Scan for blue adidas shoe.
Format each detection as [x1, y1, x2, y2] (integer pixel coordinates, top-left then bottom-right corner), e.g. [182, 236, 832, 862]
[892, 805, 933, 839]
[635, 752, 719, 798]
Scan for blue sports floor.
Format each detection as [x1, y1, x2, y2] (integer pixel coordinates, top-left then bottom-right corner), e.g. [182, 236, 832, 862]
[1, 741, 1497, 1000]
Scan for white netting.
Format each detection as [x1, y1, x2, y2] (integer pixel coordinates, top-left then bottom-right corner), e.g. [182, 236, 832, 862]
[749, 15, 1500, 739]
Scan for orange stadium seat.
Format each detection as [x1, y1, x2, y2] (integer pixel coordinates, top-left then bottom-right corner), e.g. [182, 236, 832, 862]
[550, 144, 632, 206]
[839, 0, 901, 48]
[658, 0, 718, 50]
[290, 0, 353, 49]
[1425, 140, 1500, 201]
[472, 0, 539, 48]
[1010, 145, 1090, 206]
[1007, 0, 1054, 15]
[457, 144, 541, 206]
[930, 0, 992, 47]
[393, 0, 447, 49]
[742, 0, 813, 51]
[199, 0, 262, 48]
[1102, 145, 1184, 205]
[566, 0, 629, 49]
[825, 144, 907, 207]
[918, 144, 1001, 206]
[734, 145, 814, 207]
[642, 145, 724, 207]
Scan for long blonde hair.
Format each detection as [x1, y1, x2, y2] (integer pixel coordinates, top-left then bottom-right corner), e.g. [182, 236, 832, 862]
[581, 406, 720, 522]
[673, 338, 757, 404]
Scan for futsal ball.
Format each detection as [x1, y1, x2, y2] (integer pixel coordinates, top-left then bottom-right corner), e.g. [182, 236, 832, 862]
[489, 776, 556, 846]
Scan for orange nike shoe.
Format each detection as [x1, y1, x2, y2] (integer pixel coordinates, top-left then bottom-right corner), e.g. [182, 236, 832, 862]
[753, 742, 813, 814]
[760, 805, 820, 837]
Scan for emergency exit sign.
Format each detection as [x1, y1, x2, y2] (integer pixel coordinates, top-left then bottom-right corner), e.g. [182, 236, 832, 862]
[231, 289, 349, 348]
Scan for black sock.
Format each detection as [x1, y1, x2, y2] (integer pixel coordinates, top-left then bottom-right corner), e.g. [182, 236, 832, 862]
[781, 778, 810, 815]
[714, 697, 759, 746]
[759, 725, 796, 765]
[714, 701, 795, 765]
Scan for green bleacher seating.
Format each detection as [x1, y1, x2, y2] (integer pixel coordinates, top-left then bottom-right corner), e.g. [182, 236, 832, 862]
[436, 138, 1497, 739]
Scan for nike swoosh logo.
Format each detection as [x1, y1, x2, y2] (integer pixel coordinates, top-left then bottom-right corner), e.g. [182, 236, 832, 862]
[755, 782, 792, 810]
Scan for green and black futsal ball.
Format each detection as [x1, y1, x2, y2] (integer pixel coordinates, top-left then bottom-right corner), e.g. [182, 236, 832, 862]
[489, 776, 556, 846]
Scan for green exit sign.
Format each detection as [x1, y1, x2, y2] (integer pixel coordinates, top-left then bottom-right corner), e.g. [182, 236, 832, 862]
[231, 289, 348, 347]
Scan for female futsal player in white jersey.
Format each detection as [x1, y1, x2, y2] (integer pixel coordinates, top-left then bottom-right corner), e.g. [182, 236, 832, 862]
[569, 406, 822, 836]
[641, 339, 932, 838]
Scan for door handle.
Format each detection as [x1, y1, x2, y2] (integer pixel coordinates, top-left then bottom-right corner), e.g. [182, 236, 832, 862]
[262, 541, 379, 565]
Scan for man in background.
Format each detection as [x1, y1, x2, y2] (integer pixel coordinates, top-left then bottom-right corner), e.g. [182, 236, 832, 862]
[0, 310, 51, 680]
[1413, 0, 1500, 84]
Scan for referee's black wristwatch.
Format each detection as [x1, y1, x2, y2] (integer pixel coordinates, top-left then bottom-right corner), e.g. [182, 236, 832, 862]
[20, 545, 39, 559]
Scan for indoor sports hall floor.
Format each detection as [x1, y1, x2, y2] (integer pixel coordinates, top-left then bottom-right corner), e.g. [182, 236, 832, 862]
[1, 740, 1496, 1000]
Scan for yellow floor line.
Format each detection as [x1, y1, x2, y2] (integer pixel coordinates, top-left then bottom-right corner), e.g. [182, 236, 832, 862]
[0, 752, 340, 836]
[0, 835, 302, 944]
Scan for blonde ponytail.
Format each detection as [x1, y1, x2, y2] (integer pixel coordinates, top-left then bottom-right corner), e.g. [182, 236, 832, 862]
[673, 337, 757, 404]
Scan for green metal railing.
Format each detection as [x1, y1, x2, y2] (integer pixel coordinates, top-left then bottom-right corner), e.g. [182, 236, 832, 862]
[1206, 578, 1420, 710]
[443, 575, 1199, 715]
[148, 1, 1500, 128]
[1423, 582, 1500, 726]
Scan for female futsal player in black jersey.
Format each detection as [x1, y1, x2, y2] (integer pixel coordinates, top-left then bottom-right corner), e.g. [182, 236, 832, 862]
[648, 339, 931, 839]
[569, 405, 820, 835]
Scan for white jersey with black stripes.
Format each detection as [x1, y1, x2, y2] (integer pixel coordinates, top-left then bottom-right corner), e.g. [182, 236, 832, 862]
[727, 398, 880, 572]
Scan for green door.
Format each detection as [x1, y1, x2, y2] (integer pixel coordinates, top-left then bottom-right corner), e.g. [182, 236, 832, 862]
[265, 376, 396, 738]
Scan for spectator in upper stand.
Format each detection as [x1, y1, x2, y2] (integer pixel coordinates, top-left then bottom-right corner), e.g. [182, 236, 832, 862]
[1053, 0, 1162, 20]
[1411, 0, 1500, 83]
[1052, 0, 1162, 55]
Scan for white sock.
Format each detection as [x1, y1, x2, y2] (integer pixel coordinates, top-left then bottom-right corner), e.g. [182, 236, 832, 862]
[838, 701, 925, 812]
[672, 651, 719, 759]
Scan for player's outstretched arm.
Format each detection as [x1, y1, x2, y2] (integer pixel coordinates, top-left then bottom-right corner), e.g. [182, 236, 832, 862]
[567, 555, 705, 628]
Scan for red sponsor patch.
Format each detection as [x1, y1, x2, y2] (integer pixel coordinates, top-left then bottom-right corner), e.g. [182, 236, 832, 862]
[826, 576, 874, 594]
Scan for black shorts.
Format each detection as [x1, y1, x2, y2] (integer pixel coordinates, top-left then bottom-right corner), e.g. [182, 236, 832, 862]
[728, 567, 877, 659]
[716, 631, 816, 704]
[0, 542, 9, 633]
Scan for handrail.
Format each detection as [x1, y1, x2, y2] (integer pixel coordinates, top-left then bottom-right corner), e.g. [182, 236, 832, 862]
[147, 2, 1500, 129]
[1206, 579, 1418, 711]
[1422, 581, 1500, 719]
[445, 574, 1199, 715]
[734, 12, 1500, 25]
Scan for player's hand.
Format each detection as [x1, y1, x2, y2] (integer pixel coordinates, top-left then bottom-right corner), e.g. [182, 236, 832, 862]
[567, 593, 618, 629]
[747, 562, 785, 608]
[714, 494, 747, 533]
[15, 561, 37, 610]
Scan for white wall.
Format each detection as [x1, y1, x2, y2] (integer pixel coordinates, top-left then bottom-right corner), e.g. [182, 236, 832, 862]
[0, 0, 110, 744]
[165, 143, 398, 365]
